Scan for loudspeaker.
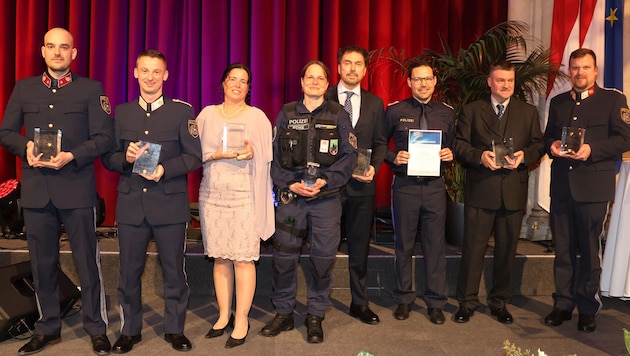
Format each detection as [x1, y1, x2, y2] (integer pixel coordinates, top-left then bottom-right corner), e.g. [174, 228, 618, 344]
[0, 261, 81, 342]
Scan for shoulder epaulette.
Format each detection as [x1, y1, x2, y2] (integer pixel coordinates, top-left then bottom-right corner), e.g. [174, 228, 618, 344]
[172, 98, 193, 107]
[387, 100, 400, 107]
[442, 102, 454, 110]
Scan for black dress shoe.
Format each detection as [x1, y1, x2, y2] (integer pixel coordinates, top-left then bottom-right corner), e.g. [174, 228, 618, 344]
[304, 314, 324, 344]
[349, 304, 380, 325]
[428, 308, 445, 325]
[490, 307, 514, 324]
[259, 313, 295, 337]
[164, 333, 192, 352]
[90, 334, 112, 355]
[112, 335, 141, 354]
[18, 334, 61, 355]
[544, 308, 572, 326]
[394, 303, 412, 320]
[454, 305, 474, 323]
[225, 322, 250, 348]
[205, 314, 235, 338]
[577, 313, 596, 332]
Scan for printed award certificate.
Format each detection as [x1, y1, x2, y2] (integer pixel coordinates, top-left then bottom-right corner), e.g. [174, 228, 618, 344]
[407, 129, 442, 177]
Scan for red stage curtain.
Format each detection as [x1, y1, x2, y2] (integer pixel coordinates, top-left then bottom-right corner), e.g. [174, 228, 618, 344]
[0, 0, 506, 226]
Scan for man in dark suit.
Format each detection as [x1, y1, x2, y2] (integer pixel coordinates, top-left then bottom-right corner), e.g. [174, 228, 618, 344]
[453, 60, 543, 324]
[102, 50, 201, 353]
[326, 45, 387, 325]
[543, 48, 630, 332]
[0, 27, 113, 355]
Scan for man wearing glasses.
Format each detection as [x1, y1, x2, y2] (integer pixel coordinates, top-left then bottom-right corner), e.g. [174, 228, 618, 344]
[384, 60, 455, 324]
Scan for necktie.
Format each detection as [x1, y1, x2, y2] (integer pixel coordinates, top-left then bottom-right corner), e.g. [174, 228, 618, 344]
[344, 91, 354, 121]
[497, 104, 504, 120]
[420, 104, 428, 130]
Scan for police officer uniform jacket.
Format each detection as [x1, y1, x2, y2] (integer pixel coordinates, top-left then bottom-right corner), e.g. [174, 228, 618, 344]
[326, 87, 387, 197]
[271, 98, 357, 193]
[544, 85, 630, 202]
[102, 97, 202, 225]
[0, 72, 114, 209]
[455, 97, 544, 210]
[384, 97, 455, 176]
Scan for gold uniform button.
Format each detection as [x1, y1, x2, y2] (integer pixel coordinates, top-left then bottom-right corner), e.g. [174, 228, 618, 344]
[48, 123, 53, 128]
[144, 130, 149, 135]
[569, 166, 573, 171]
[52, 89, 57, 93]
[48, 104, 54, 109]
[572, 116, 578, 121]
[146, 112, 150, 117]
[142, 188, 148, 193]
[576, 102, 581, 106]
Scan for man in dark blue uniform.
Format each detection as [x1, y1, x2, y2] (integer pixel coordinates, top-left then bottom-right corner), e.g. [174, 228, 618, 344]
[385, 60, 455, 324]
[543, 48, 630, 332]
[260, 61, 357, 344]
[0, 27, 113, 355]
[102, 50, 201, 353]
[326, 45, 387, 325]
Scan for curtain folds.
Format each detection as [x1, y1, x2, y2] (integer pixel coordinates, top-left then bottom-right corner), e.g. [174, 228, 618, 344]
[0, 0, 506, 225]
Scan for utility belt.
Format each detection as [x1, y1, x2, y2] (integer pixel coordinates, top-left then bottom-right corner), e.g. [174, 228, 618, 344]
[395, 172, 442, 183]
[275, 186, 341, 205]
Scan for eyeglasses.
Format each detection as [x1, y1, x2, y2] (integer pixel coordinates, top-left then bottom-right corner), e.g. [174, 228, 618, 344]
[410, 77, 435, 83]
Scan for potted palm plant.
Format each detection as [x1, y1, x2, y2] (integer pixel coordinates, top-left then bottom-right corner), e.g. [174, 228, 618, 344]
[369, 21, 564, 246]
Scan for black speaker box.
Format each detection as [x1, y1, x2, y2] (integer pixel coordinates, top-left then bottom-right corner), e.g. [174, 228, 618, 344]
[0, 261, 81, 342]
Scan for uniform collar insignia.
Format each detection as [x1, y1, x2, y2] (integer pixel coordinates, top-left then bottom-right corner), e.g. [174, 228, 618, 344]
[571, 86, 595, 101]
[139, 96, 165, 112]
[41, 71, 72, 89]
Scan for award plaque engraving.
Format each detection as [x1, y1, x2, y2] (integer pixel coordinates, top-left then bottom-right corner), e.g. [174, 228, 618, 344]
[492, 137, 514, 167]
[304, 162, 320, 187]
[560, 127, 585, 155]
[353, 148, 372, 176]
[132, 141, 162, 175]
[33, 128, 62, 162]
[223, 123, 246, 154]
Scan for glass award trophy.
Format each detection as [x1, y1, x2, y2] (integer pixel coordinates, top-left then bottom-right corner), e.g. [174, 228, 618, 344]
[33, 128, 62, 162]
[353, 148, 372, 176]
[304, 162, 320, 187]
[132, 141, 162, 175]
[560, 127, 585, 155]
[223, 123, 246, 154]
[492, 138, 514, 167]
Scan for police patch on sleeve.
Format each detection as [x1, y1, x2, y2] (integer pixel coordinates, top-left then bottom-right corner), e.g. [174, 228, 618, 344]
[621, 108, 630, 124]
[188, 120, 199, 138]
[349, 132, 358, 149]
[100, 96, 111, 115]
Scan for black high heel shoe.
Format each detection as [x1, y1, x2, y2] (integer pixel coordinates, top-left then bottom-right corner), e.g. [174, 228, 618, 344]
[205, 314, 235, 338]
[224, 323, 250, 349]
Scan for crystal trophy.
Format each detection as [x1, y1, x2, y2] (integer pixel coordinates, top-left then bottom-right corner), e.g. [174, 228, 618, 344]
[33, 128, 62, 162]
[492, 138, 514, 167]
[223, 123, 246, 154]
[560, 127, 585, 155]
[304, 162, 320, 187]
[353, 148, 372, 176]
[132, 141, 162, 175]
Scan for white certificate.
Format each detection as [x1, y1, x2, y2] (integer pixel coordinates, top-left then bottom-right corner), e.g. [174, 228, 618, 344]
[407, 129, 442, 177]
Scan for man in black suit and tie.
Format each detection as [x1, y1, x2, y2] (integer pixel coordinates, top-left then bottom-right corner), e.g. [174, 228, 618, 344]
[0, 27, 113, 356]
[453, 60, 544, 324]
[326, 46, 387, 325]
[102, 50, 202, 353]
[543, 48, 630, 332]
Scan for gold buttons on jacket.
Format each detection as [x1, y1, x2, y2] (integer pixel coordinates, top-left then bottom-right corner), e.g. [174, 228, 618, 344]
[572, 116, 577, 121]
[142, 188, 148, 193]
[48, 104, 54, 109]
[144, 130, 149, 135]
[48, 123, 53, 128]
[568, 166, 573, 171]
[146, 112, 150, 117]
[52, 89, 57, 93]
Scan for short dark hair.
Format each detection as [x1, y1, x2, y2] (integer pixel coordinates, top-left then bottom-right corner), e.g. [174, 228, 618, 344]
[137, 49, 167, 67]
[300, 60, 330, 81]
[407, 59, 435, 79]
[570, 48, 597, 66]
[489, 59, 514, 74]
[220, 63, 252, 104]
[337, 46, 368, 64]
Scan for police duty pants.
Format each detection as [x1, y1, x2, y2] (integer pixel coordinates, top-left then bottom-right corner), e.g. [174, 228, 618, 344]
[271, 196, 342, 318]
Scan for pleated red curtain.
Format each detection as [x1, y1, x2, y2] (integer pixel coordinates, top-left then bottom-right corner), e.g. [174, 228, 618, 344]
[0, 0, 506, 225]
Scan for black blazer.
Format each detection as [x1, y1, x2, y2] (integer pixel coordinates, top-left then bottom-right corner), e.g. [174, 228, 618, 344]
[454, 97, 544, 210]
[326, 87, 387, 196]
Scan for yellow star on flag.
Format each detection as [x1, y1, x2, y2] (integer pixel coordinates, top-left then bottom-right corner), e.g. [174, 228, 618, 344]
[606, 8, 619, 27]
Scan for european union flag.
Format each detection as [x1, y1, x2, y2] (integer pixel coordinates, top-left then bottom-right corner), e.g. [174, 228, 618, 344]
[604, 0, 623, 90]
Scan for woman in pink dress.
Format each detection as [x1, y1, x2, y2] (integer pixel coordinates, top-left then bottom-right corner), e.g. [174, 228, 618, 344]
[196, 63, 274, 348]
